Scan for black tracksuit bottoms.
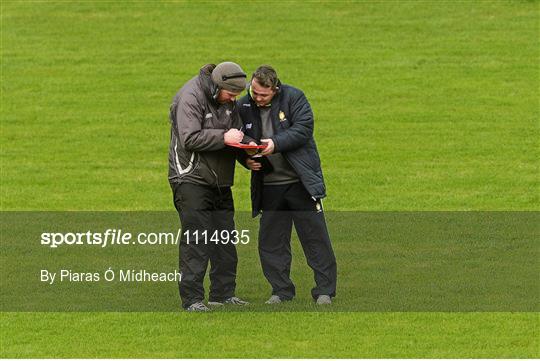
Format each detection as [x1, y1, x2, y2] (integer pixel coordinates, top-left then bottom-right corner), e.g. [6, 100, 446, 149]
[171, 182, 238, 309]
[259, 182, 337, 300]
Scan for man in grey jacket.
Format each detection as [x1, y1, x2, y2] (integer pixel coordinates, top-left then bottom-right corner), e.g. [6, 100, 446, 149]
[168, 62, 249, 311]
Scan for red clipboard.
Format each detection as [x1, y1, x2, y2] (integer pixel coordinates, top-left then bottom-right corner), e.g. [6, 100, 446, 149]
[227, 143, 267, 149]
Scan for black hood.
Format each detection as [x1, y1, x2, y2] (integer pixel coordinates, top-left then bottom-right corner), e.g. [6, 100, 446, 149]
[199, 64, 218, 103]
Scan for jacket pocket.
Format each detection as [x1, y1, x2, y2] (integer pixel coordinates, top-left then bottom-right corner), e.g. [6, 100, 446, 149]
[195, 154, 218, 186]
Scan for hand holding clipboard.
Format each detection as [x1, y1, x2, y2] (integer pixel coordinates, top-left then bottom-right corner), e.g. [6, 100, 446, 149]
[229, 141, 273, 174]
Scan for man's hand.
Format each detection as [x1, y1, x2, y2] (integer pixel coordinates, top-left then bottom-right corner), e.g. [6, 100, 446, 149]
[245, 142, 260, 156]
[224, 129, 244, 145]
[260, 138, 275, 155]
[246, 157, 262, 171]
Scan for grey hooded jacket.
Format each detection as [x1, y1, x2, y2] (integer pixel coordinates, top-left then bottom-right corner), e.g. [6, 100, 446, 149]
[168, 64, 243, 187]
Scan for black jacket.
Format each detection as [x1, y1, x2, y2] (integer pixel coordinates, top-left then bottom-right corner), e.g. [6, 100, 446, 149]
[238, 84, 326, 216]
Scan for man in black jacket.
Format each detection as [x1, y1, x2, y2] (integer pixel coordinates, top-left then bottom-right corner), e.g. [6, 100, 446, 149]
[169, 62, 250, 311]
[238, 65, 337, 305]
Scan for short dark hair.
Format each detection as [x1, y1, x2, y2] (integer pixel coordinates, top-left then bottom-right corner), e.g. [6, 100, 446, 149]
[252, 65, 279, 89]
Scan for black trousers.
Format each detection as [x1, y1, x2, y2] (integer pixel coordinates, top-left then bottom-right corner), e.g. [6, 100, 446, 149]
[171, 182, 238, 309]
[259, 182, 337, 300]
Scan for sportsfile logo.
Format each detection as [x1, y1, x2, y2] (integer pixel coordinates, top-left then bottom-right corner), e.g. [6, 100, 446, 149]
[40, 229, 181, 248]
[40, 228, 251, 248]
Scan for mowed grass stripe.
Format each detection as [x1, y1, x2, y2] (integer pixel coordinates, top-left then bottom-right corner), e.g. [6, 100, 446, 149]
[2, 312, 538, 358]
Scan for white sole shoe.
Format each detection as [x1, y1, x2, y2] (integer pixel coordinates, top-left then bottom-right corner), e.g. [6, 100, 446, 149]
[316, 295, 332, 305]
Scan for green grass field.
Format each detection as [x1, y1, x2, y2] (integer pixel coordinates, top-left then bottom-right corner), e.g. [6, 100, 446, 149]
[1, 1, 539, 358]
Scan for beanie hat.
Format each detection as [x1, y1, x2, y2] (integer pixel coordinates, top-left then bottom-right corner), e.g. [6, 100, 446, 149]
[211, 62, 247, 92]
